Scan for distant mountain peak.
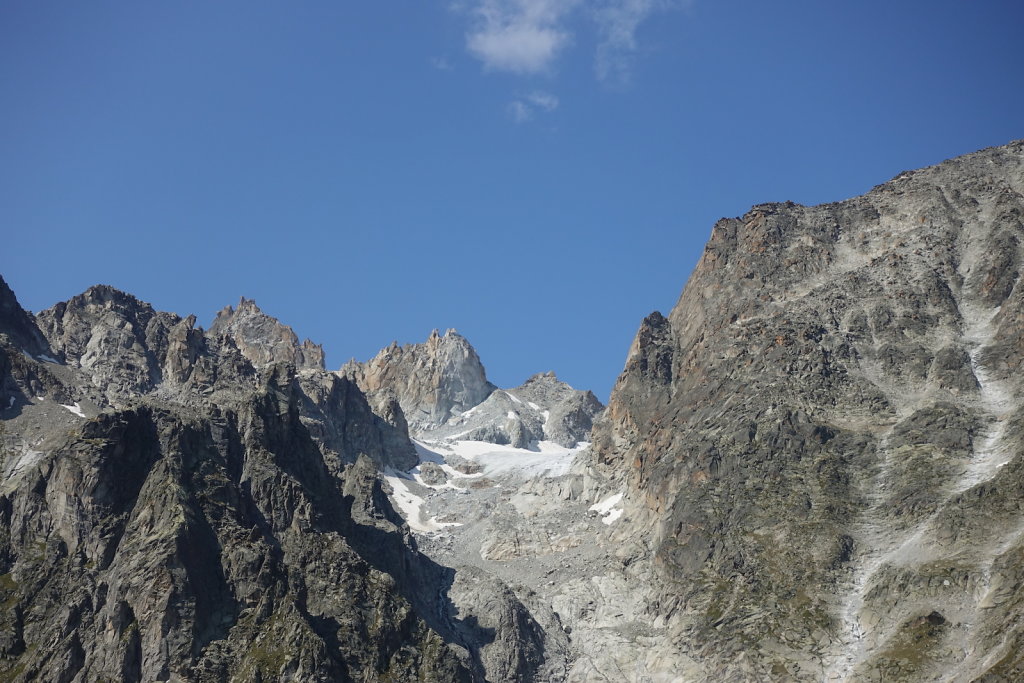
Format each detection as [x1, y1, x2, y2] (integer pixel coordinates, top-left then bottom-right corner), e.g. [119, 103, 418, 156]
[349, 331, 604, 449]
[210, 297, 324, 371]
[346, 330, 495, 431]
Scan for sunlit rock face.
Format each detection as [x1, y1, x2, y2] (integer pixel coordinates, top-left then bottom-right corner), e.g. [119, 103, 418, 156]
[343, 328, 497, 432]
[0, 282, 477, 681]
[590, 139, 1024, 680]
[1, 139, 1022, 682]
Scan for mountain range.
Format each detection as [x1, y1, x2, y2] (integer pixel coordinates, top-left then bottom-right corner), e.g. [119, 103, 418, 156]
[1, 139, 1022, 681]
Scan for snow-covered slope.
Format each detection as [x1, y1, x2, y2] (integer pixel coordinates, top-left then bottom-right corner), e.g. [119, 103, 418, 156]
[345, 331, 604, 534]
[418, 371, 602, 449]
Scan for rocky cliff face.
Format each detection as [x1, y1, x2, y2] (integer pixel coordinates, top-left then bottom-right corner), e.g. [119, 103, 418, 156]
[420, 371, 603, 449]
[344, 329, 496, 432]
[0, 282, 556, 682]
[590, 139, 1024, 680]
[209, 297, 325, 371]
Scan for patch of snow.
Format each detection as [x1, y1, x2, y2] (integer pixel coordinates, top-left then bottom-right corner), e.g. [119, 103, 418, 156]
[541, 409, 550, 427]
[61, 403, 86, 418]
[603, 509, 624, 525]
[590, 492, 625, 525]
[507, 410, 517, 420]
[506, 392, 522, 404]
[382, 470, 460, 533]
[589, 492, 623, 516]
[527, 401, 541, 411]
[7, 397, 13, 409]
[443, 439, 582, 479]
[35, 396, 45, 403]
[37, 354, 59, 364]
[413, 440, 448, 463]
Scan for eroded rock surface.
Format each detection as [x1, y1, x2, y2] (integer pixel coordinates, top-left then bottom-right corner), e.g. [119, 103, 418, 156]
[0, 282, 551, 682]
[586, 139, 1024, 681]
[209, 297, 324, 371]
[3, 139, 1023, 682]
[343, 329, 496, 431]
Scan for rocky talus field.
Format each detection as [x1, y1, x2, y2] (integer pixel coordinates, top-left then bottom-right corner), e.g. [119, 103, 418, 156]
[0, 139, 1022, 681]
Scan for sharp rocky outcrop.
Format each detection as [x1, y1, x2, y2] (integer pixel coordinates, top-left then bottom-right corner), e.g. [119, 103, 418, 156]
[585, 139, 1024, 681]
[209, 297, 325, 371]
[343, 329, 496, 432]
[0, 280, 552, 681]
[2, 139, 1022, 683]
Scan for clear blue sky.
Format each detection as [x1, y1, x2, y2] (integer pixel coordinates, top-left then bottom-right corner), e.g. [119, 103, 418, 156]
[2, 1, 1022, 400]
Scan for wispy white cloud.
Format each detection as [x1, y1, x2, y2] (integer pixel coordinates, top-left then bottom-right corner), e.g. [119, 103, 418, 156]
[593, 0, 675, 83]
[508, 90, 560, 123]
[526, 90, 559, 110]
[508, 100, 534, 122]
[458, 0, 677, 81]
[466, 0, 581, 74]
[431, 56, 455, 71]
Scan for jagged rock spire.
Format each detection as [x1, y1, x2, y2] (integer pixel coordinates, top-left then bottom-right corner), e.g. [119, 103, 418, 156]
[209, 297, 325, 370]
[345, 329, 496, 431]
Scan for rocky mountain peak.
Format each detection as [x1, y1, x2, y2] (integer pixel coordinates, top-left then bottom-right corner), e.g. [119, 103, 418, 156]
[46, 284, 158, 327]
[32, 284, 180, 398]
[209, 297, 325, 371]
[523, 370, 556, 383]
[347, 329, 496, 431]
[350, 331, 605, 450]
[0, 275, 51, 358]
[589, 138, 1024, 680]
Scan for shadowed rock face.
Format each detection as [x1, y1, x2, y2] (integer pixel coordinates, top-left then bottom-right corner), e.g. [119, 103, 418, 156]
[0, 398, 470, 682]
[0, 278, 51, 359]
[590, 139, 1024, 680]
[0, 284, 555, 682]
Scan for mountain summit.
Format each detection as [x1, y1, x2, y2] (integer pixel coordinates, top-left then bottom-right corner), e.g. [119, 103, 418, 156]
[587, 138, 1024, 680]
[210, 297, 325, 371]
[343, 329, 496, 431]
[1, 140, 1022, 681]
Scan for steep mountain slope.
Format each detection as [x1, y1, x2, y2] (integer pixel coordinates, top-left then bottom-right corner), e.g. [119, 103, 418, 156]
[0, 283, 555, 682]
[1, 139, 1021, 682]
[419, 371, 603, 449]
[588, 139, 1024, 680]
[343, 330, 496, 432]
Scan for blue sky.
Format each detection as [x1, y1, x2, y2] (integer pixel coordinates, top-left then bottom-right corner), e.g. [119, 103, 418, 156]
[2, 1, 1022, 400]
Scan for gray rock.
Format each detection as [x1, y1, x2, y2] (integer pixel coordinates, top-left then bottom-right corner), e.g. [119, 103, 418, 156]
[420, 371, 604, 449]
[209, 297, 324, 370]
[0, 275, 52, 359]
[344, 329, 496, 431]
[419, 461, 448, 486]
[588, 138, 1024, 680]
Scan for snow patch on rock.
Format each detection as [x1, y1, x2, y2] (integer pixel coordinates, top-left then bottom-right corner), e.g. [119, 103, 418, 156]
[61, 402, 85, 418]
[382, 469, 461, 533]
[589, 492, 624, 525]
